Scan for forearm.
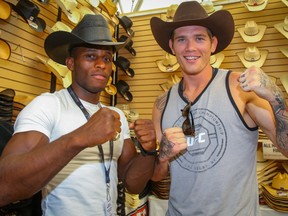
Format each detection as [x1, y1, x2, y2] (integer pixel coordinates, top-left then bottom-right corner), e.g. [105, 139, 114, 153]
[270, 93, 288, 156]
[123, 154, 156, 194]
[151, 158, 169, 181]
[0, 133, 83, 206]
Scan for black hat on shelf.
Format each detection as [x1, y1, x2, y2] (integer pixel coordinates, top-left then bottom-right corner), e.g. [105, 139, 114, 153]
[114, 56, 135, 77]
[118, 35, 136, 56]
[117, 15, 134, 36]
[116, 80, 133, 102]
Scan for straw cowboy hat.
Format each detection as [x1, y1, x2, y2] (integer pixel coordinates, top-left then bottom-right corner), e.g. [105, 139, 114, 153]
[245, 0, 268, 11]
[210, 52, 225, 68]
[0, 0, 11, 20]
[237, 46, 268, 68]
[150, 1, 234, 56]
[274, 16, 288, 39]
[46, 21, 72, 34]
[159, 74, 182, 92]
[0, 35, 11, 60]
[10, 0, 46, 32]
[85, 0, 99, 8]
[44, 14, 125, 65]
[282, 0, 288, 7]
[201, 0, 223, 15]
[166, 4, 178, 22]
[156, 52, 180, 72]
[280, 74, 288, 94]
[54, 0, 80, 24]
[237, 20, 267, 43]
[98, 0, 117, 16]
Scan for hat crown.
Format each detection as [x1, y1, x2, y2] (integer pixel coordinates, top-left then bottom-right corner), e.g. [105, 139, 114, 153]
[162, 53, 178, 66]
[244, 46, 260, 62]
[201, 0, 215, 14]
[244, 20, 259, 36]
[248, 0, 265, 6]
[272, 172, 288, 190]
[173, 1, 208, 22]
[16, 0, 40, 20]
[166, 4, 178, 20]
[71, 14, 113, 43]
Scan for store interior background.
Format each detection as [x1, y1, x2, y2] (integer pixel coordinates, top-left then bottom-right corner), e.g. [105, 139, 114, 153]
[0, 0, 287, 214]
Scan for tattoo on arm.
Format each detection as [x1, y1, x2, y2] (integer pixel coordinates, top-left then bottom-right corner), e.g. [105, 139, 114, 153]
[155, 93, 168, 113]
[159, 133, 175, 160]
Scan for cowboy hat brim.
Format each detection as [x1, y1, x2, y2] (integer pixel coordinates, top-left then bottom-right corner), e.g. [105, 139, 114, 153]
[45, 31, 124, 65]
[237, 25, 267, 43]
[0, 0, 11, 20]
[245, 0, 268, 11]
[210, 53, 225, 68]
[0, 38, 11, 60]
[274, 22, 288, 39]
[150, 10, 234, 55]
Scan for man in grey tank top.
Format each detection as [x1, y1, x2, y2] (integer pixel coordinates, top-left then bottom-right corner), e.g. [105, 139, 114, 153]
[150, 1, 288, 215]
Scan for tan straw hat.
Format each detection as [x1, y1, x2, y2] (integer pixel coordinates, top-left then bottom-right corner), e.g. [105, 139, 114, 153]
[44, 14, 124, 65]
[54, 0, 80, 24]
[166, 4, 178, 22]
[210, 53, 225, 68]
[279, 47, 288, 58]
[0, 38, 11, 60]
[156, 52, 180, 72]
[237, 46, 268, 68]
[0, 0, 11, 20]
[274, 16, 288, 39]
[201, 0, 223, 15]
[282, 0, 288, 7]
[150, 1, 234, 55]
[237, 20, 267, 43]
[46, 21, 72, 34]
[245, 0, 268, 11]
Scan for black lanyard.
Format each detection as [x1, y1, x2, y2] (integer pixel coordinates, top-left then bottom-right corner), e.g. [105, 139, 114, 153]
[67, 86, 113, 196]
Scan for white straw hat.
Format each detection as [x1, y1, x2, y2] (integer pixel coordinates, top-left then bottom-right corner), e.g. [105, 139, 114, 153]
[274, 16, 288, 39]
[245, 0, 268, 11]
[210, 53, 225, 68]
[237, 46, 268, 68]
[237, 20, 267, 43]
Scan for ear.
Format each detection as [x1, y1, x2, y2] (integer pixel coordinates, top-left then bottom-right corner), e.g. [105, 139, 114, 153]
[66, 57, 74, 71]
[211, 36, 218, 53]
[169, 39, 175, 55]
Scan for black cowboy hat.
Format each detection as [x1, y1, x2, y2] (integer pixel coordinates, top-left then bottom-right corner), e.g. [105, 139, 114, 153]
[116, 80, 133, 102]
[44, 14, 125, 65]
[118, 35, 136, 56]
[114, 56, 135, 77]
[117, 15, 134, 36]
[10, 0, 46, 32]
[150, 1, 234, 55]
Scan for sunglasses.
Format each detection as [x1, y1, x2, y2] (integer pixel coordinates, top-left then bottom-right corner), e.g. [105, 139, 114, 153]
[181, 102, 195, 137]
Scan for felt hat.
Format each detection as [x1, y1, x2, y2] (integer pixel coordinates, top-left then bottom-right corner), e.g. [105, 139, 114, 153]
[150, 1, 234, 55]
[114, 56, 135, 77]
[116, 80, 133, 102]
[156, 52, 180, 72]
[44, 14, 125, 65]
[10, 0, 46, 32]
[0, 38, 11, 60]
[0, 0, 11, 20]
[274, 16, 288, 39]
[117, 15, 134, 36]
[46, 21, 72, 34]
[279, 47, 288, 58]
[54, 0, 80, 24]
[118, 35, 136, 56]
[245, 0, 268, 11]
[210, 52, 225, 68]
[237, 46, 268, 68]
[105, 76, 117, 95]
[237, 20, 267, 43]
[201, 0, 223, 15]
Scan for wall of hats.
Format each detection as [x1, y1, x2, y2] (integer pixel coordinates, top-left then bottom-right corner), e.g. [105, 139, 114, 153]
[0, 0, 287, 120]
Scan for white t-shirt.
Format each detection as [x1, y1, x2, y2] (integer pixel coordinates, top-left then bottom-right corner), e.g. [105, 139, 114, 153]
[14, 89, 130, 215]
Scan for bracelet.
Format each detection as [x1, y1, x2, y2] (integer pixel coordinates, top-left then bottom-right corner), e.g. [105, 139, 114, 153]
[131, 137, 159, 156]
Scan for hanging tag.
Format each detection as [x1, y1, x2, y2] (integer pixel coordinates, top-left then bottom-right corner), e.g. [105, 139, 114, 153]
[104, 199, 113, 216]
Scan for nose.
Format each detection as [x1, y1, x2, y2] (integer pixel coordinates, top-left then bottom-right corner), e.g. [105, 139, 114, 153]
[94, 58, 106, 69]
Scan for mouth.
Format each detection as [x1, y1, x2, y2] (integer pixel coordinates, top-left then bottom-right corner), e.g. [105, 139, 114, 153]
[184, 55, 199, 61]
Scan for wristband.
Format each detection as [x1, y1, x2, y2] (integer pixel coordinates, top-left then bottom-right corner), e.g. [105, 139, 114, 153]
[131, 137, 159, 156]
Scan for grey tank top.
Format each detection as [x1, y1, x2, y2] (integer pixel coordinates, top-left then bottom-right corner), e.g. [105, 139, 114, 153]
[161, 69, 260, 216]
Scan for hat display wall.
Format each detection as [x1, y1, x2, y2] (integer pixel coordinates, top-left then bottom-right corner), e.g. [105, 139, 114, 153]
[237, 46, 268, 68]
[0, 35, 11, 60]
[10, 0, 46, 32]
[0, 0, 11, 20]
[118, 35, 136, 56]
[116, 80, 133, 102]
[44, 14, 125, 65]
[210, 53, 225, 68]
[150, 1, 234, 56]
[274, 16, 288, 39]
[54, 0, 80, 24]
[237, 20, 267, 43]
[201, 0, 223, 14]
[156, 53, 180, 72]
[114, 56, 135, 77]
[245, 0, 269, 11]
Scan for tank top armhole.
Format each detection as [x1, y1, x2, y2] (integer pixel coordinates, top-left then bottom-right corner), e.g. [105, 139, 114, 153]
[160, 88, 172, 133]
[225, 71, 258, 131]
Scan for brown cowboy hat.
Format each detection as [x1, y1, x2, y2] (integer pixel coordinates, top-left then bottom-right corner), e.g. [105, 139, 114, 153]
[44, 14, 125, 65]
[150, 1, 234, 55]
